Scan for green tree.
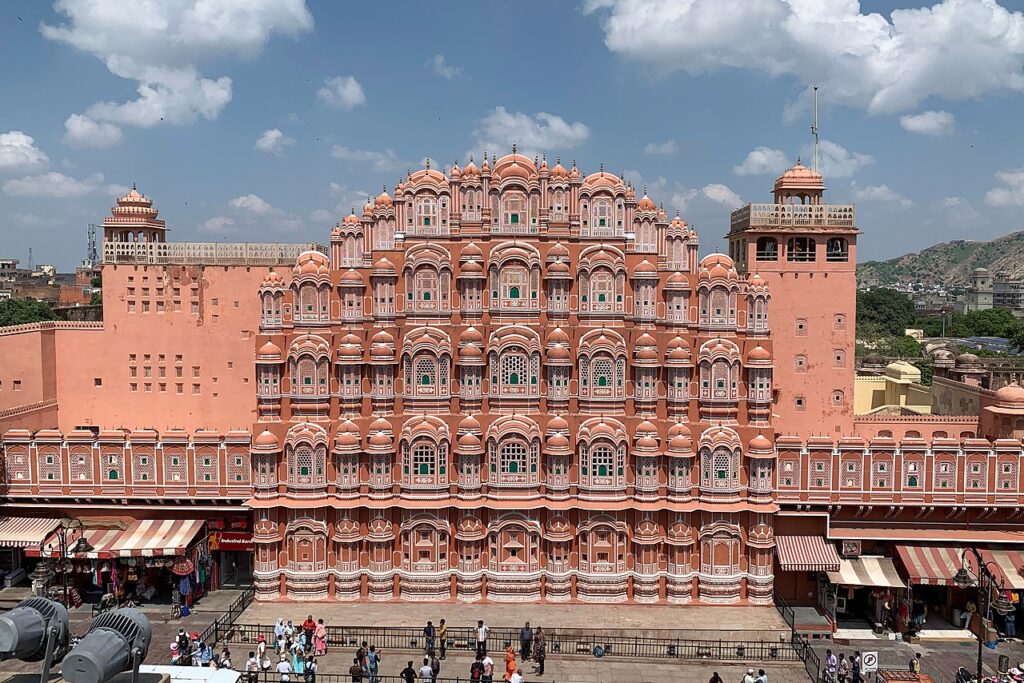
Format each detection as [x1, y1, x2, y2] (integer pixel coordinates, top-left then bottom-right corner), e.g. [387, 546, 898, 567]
[0, 299, 57, 326]
[961, 308, 1019, 338]
[90, 291, 103, 305]
[874, 335, 922, 358]
[857, 288, 917, 337]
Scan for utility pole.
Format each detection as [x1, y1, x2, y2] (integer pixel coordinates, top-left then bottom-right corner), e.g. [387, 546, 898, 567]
[811, 85, 820, 172]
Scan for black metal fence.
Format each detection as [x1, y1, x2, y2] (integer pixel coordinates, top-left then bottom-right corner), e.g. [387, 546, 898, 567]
[216, 622, 801, 663]
[199, 585, 256, 646]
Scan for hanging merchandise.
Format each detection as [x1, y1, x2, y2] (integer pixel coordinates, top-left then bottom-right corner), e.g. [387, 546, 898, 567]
[110, 563, 119, 592]
[171, 557, 194, 576]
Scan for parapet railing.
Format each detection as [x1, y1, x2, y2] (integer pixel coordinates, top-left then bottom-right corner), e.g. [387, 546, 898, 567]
[102, 242, 323, 265]
[213, 623, 801, 663]
[0, 320, 103, 336]
[730, 203, 856, 232]
[0, 398, 58, 419]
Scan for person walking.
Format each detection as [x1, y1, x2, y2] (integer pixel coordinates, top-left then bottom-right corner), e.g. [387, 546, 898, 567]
[757, 669, 768, 683]
[503, 644, 516, 682]
[400, 661, 416, 683]
[476, 619, 490, 658]
[510, 668, 524, 683]
[304, 656, 317, 683]
[533, 627, 546, 676]
[851, 655, 862, 683]
[366, 645, 381, 683]
[245, 652, 259, 683]
[176, 629, 191, 656]
[838, 652, 849, 683]
[518, 622, 533, 662]
[274, 619, 286, 652]
[909, 653, 922, 674]
[438, 619, 447, 660]
[423, 621, 435, 655]
[313, 619, 327, 657]
[709, 673, 724, 683]
[742, 668, 755, 683]
[419, 657, 433, 683]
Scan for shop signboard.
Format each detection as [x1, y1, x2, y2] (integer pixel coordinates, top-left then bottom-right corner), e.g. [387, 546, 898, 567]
[208, 531, 254, 552]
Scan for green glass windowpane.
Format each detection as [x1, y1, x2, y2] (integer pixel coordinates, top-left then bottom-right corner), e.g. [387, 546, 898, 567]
[300, 466, 310, 476]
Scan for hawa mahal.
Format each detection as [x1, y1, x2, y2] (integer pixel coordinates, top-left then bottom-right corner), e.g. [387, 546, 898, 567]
[3, 151, 1024, 614]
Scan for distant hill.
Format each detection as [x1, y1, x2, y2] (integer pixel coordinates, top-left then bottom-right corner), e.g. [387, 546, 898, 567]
[857, 231, 1024, 288]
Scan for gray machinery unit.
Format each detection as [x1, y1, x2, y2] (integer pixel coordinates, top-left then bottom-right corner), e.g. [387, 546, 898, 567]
[0, 597, 71, 683]
[62, 608, 151, 683]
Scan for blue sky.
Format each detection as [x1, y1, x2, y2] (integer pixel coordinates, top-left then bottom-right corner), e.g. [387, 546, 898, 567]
[1, 0, 1024, 269]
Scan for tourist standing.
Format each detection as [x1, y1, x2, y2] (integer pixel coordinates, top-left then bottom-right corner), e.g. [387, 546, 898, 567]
[274, 619, 285, 651]
[438, 619, 447, 660]
[826, 649, 837, 681]
[400, 661, 416, 683]
[348, 656, 363, 683]
[533, 627, 546, 676]
[302, 615, 316, 652]
[304, 656, 316, 683]
[276, 655, 293, 683]
[423, 620, 435, 655]
[851, 655, 862, 683]
[366, 645, 381, 683]
[504, 644, 516, 682]
[356, 641, 368, 674]
[482, 652, 495, 683]
[909, 653, 922, 674]
[176, 628, 190, 656]
[419, 657, 433, 683]
[838, 653, 849, 683]
[314, 619, 327, 656]
[709, 673, 724, 683]
[742, 667, 755, 683]
[757, 669, 767, 683]
[476, 619, 490, 657]
[518, 622, 533, 662]
[245, 652, 259, 683]
[430, 651, 440, 683]
[470, 655, 485, 681]
[510, 669, 524, 683]
[170, 644, 181, 666]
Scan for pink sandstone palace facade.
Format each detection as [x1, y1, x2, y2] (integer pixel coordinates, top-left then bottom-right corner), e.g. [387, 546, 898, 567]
[3, 153, 1024, 617]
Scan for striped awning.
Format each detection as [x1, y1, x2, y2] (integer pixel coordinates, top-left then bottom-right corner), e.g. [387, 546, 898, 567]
[896, 545, 969, 586]
[827, 556, 906, 589]
[110, 519, 204, 557]
[776, 535, 841, 572]
[980, 549, 1024, 590]
[29, 528, 123, 559]
[0, 517, 60, 548]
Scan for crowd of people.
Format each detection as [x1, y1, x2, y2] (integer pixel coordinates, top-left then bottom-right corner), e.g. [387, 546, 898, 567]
[169, 613, 553, 683]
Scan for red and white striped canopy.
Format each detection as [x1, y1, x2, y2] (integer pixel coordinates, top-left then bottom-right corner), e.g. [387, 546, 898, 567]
[896, 544, 969, 586]
[775, 535, 841, 572]
[30, 528, 122, 559]
[110, 519, 204, 557]
[981, 549, 1024, 590]
[0, 517, 60, 548]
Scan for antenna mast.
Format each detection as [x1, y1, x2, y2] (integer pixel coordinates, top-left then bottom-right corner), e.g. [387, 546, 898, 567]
[87, 224, 99, 267]
[811, 85, 820, 172]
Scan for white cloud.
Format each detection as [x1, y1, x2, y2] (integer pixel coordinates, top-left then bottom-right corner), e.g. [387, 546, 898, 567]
[852, 183, 913, 208]
[309, 208, 333, 223]
[62, 114, 124, 148]
[733, 146, 791, 175]
[316, 76, 366, 110]
[428, 54, 464, 80]
[702, 183, 743, 208]
[941, 196, 966, 208]
[200, 216, 236, 233]
[228, 193, 274, 214]
[671, 188, 700, 213]
[330, 145, 408, 172]
[643, 139, 677, 155]
[42, 0, 313, 130]
[900, 110, 955, 136]
[584, 0, 1024, 117]
[0, 131, 49, 171]
[986, 168, 1024, 207]
[3, 171, 121, 199]
[255, 128, 295, 155]
[471, 106, 589, 158]
[807, 140, 874, 178]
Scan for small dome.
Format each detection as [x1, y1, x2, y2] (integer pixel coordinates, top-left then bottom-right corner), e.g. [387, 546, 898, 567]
[461, 242, 483, 259]
[548, 343, 570, 361]
[335, 431, 359, 448]
[372, 257, 396, 274]
[371, 330, 394, 345]
[341, 269, 364, 285]
[747, 346, 772, 363]
[368, 432, 393, 448]
[338, 343, 362, 358]
[636, 435, 659, 451]
[748, 434, 774, 454]
[258, 341, 282, 358]
[774, 162, 825, 193]
[547, 327, 570, 345]
[461, 259, 483, 273]
[459, 344, 482, 358]
[636, 333, 657, 347]
[546, 433, 570, 449]
[637, 194, 656, 212]
[633, 259, 657, 275]
[374, 189, 393, 207]
[369, 417, 392, 433]
[253, 430, 280, 450]
[548, 242, 570, 259]
[995, 382, 1024, 406]
[862, 352, 886, 366]
[342, 211, 361, 226]
[457, 432, 482, 449]
[547, 260, 570, 274]
[460, 327, 483, 344]
[636, 347, 658, 361]
[547, 415, 569, 432]
[550, 161, 568, 179]
[956, 352, 980, 367]
[636, 420, 658, 435]
[458, 414, 481, 433]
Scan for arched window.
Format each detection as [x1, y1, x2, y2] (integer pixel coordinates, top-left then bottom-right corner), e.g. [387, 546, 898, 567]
[500, 441, 526, 474]
[417, 197, 436, 228]
[415, 268, 437, 301]
[412, 443, 435, 475]
[502, 191, 527, 229]
[787, 237, 816, 262]
[593, 198, 611, 229]
[826, 238, 849, 262]
[501, 353, 526, 387]
[756, 237, 778, 261]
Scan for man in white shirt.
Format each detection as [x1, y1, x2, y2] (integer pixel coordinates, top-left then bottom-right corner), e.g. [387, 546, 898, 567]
[419, 657, 433, 683]
[510, 668, 524, 683]
[476, 620, 489, 658]
[743, 668, 756, 683]
[275, 656, 292, 683]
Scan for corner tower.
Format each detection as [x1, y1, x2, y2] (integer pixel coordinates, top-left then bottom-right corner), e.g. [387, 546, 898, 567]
[102, 184, 167, 251]
[728, 162, 858, 437]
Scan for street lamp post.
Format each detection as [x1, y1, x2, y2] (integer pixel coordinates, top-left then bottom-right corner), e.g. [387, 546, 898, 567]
[954, 548, 1015, 683]
[37, 518, 93, 607]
